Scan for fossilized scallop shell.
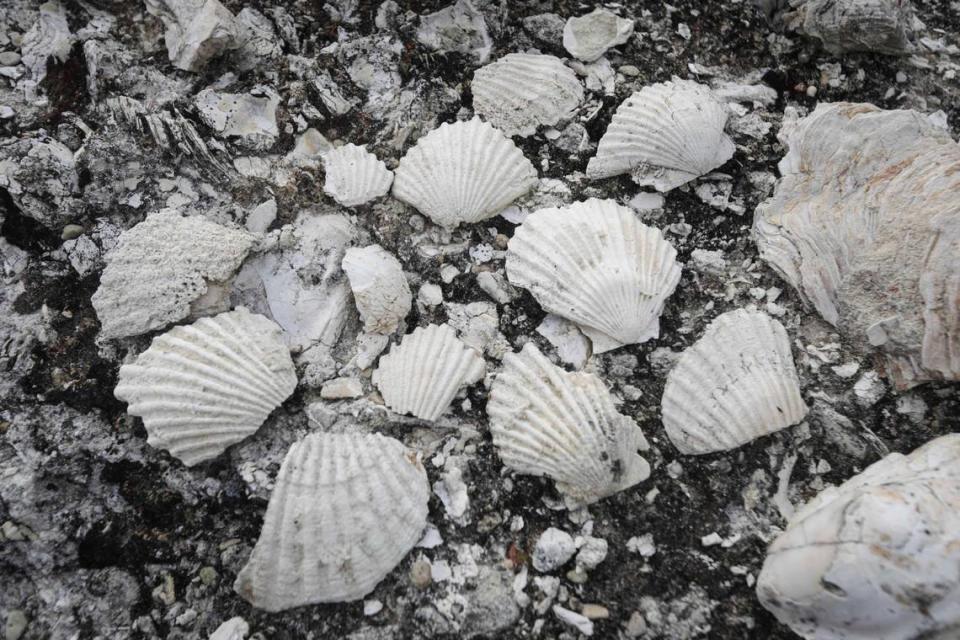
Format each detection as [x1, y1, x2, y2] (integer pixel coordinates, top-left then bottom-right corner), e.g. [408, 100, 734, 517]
[661, 309, 808, 454]
[342, 244, 412, 335]
[506, 198, 682, 354]
[372, 323, 486, 421]
[234, 431, 429, 610]
[114, 308, 297, 466]
[472, 53, 584, 138]
[586, 79, 735, 191]
[323, 143, 394, 207]
[487, 343, 650, 505]
[391, 117, 538, 228]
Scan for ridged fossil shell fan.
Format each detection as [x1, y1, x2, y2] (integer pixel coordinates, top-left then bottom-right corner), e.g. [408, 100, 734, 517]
[586, 79, 735, 191]
[342, 244, 412, 335]
[372, 324, 486, 421]
[391, 117, 538, 228]
[323, 143, 394, 207]
[506, 198, 682, 354]
[114, 308, 298, 466]
[661, 309, 807, 454]
[234, 431, 430, 611]
[487, 343, 650, 505]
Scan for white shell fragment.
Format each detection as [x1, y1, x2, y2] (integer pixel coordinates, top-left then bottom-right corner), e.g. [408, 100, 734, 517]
[114, 308, 297, 466]
[342, 245, 412, 335]
[661, 309, 808, 455]
[757, 433, 960, 640]
[562, 8, 635, 62]
[144, 0, 239, 73]
[372, 324, 486, 421]
[472, 53, 584, 138]
[754, 102, 960, 389]
[392, 117, 538, 229]
[586, 79, 735, 191]
[323, 143, 394, 207]
[487, 343, 650, 505]
[234, 432, 429, 611]
[506, 199, 682, 354]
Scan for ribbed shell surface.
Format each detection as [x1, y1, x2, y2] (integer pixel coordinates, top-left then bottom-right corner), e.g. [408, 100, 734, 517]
[233, 432, 429, 611]
[391, 117, 538, 228]
[342, 244, 412, 334]
[114, 308, 297, 466]
[323, 143, 394, 207]
[505, 198, 682, 353]
[661, 309, 808, 454]
[487, 343, 650, 505]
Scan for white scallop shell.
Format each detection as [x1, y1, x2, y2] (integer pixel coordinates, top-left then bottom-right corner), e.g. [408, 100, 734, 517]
[234, 431, 429, 611]
[391, 117, 538, 229]
[472, 53, 584, 138]
[506, 198, 682, 354]
[323, 143, 394, 207]
[586, 79, 735, 191]
[487, 343, 650, 505]
[372, 324, 486, 421]
[342, 244, 412, 334]
[114, 308, 297, 466]
[661, 309, 808, 455]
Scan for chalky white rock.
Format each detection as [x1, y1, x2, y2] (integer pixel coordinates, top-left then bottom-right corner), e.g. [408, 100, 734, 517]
[562, 8, 635, 62]
[323, 143, 394, 207]
[342, 244, 412, 335]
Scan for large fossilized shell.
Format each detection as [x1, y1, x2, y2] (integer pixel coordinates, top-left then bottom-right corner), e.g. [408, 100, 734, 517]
[372, 324, 486, 421]
[757, 433, 960, 640]
[562, 8, 635, 62]
[234, 431, 429, 611]
[114, 308, 297, 466]
[586, 79, 735, 191]
[754, 102, 960, 389]
[661, 309, 808, 454]
[772, 0, 916, 55]
[506, 199, 682, 354]
[391, 117, 538, 229]
[342, 244, 412, 335]
[472, 53, 584, 138]
[323, 143, 394, 207]
[487, 343, 650, 505]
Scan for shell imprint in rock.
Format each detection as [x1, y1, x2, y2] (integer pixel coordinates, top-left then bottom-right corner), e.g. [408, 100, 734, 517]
[372, 323, 486, 421]
[487, 343, 650, 505]
[234, 431, 429, 611]
[757, 433, 960, 640]
[472, 53, 584, 138]
[661, 308, 808, 454]
[506, 198, 682, 354]
[114, 308, 297, 466]
[754, 102, 960, 389]
[342, 244, 412, 335]
[586, 79, 735, 191]
[323, 143, 394, 207]
[391, 117, 538, 228]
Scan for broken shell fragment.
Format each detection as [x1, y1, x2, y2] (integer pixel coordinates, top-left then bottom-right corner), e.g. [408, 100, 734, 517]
[323, 143, 394, 207]
[775, 0, 916, 55]
[506, 198, 682, 353]
[487, 343, 650, 505]
[661, 309, 808, 454]
[234, 431, 429, 611]
[562, 8, 635, 62]
[114, 308, 297, 466]
[342, 245, 412, 335]
[144, 0, 239, 73]
[372, 324, 486, 421]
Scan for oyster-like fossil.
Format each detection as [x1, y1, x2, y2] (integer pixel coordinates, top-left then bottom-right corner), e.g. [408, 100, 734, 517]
[487, 343, 650, 505]
[234, 431, 429, 611]
[661, 309, 808, 454]
[392, 117, 538, 229]
[768, 0, 915, 55]
[323, 143, 394, 207]
[586, 79, 735, 191]
[114, 308, 297, 466]
[472, 53, 584, 138]
[342, 244, 412, 335]
[754, 102, 960, 389]
[757, 433, 960, 640]
[372, 324, 486, 421]
[562, 8, 635, 62]
[506, 198, 682, 353]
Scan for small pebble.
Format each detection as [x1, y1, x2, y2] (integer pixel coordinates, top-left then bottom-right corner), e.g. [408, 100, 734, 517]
[0, 51, 20, 66]
[61, 224, 84, 241]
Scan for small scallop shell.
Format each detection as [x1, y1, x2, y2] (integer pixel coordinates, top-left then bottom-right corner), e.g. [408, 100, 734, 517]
[661, 309, 808, 455]
[391, 117, 538, 229]
[506, 198, 682, 354]
[114, 308, 298, 466]
[372, 324, 486, 421]
[234, 431, 429, 611]
[586, 79, 735, 191]
[487, 343, 650, 505]
[472, 53, 584, 138]
[323, 143, 393, 207]
[342, 244, 412, 335]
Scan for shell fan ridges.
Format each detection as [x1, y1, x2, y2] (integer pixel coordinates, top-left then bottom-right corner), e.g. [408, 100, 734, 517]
[323, 143, 393, 207]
